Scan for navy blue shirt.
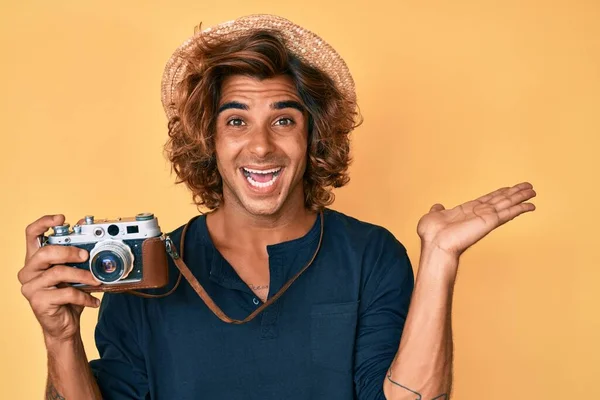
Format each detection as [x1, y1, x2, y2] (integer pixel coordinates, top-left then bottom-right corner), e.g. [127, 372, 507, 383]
[89, 208, 414, 399]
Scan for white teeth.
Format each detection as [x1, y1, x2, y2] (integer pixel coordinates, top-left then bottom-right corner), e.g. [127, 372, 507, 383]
[243, 167, 281, 174]
[246, 174, 279, 188]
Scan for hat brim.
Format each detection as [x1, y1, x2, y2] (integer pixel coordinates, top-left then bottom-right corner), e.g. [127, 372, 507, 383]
[160, 14, 356, 121]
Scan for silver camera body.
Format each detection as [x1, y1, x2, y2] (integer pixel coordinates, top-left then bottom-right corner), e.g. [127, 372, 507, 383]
[46, 213, 162, 285]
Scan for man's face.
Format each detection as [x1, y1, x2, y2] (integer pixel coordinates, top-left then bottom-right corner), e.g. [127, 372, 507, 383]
[214, 74, 309, 217]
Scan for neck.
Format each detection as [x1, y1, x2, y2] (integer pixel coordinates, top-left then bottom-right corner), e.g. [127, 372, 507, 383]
[207, 195, 317, 252]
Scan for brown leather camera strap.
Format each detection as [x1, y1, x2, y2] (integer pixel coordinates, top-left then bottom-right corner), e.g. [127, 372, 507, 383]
[131, 212, 324, 325]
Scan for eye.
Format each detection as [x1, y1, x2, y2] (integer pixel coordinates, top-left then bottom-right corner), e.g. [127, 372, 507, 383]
[274, 118, 295, 127]
[226, 118, 246, 127]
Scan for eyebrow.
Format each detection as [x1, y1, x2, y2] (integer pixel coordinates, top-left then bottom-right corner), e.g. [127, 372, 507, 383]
[272, 101, 305, 113]
[217, 101, 248, 114]
[216, 100, 306, 115]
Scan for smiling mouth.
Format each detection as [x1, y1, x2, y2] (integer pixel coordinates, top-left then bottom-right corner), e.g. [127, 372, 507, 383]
[241, 167, 283, 188]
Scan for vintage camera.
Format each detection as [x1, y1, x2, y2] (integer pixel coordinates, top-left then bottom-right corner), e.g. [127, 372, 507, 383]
[44, 212, 169, 292]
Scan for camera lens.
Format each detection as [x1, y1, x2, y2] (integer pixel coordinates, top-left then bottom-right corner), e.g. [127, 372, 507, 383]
[91, 251, 123, 282]
[89, 240, 134, 283]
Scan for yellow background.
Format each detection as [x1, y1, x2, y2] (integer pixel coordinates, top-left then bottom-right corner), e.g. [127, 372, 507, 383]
[1, 0, 598, 398]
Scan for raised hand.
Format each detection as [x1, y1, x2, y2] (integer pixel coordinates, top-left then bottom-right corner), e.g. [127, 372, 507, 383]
[416, 182, 537, 259]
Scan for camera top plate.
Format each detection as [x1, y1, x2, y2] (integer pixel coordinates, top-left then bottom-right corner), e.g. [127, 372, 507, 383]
[46, 213, 162, 245]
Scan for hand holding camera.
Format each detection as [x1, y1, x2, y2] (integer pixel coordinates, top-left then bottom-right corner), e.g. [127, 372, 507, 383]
[18, 214, 101, 343]
[18, 212, 169, 343]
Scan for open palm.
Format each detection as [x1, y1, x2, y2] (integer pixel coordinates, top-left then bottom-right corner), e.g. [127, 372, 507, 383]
[417, 182, 537, 258]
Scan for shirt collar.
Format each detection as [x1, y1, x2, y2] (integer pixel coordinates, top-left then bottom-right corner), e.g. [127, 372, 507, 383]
[198, 211, 323, 287]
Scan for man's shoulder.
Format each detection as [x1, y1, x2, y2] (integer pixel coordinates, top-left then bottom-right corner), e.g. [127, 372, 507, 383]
[323, 208, 407, 254]
[323, 209, 414, 304]
[164, 214, 207, 245]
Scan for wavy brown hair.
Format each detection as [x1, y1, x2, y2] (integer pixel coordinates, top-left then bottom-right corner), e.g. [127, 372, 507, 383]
[165, 29, 361, 212]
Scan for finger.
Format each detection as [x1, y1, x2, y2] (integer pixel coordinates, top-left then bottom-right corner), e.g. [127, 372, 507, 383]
[473, 186, 510, 204]
[475, 182, 533, 204]
[30, 287, 100, 311]
[429, 203, 445, 212]
[21, 266, 100, 299]
[492, 188, 537, 211]
[19, 246, 88, 284]
[25, 214, 65, 261]
[496, 202, 536, 225]
[489, 183, 534, 206]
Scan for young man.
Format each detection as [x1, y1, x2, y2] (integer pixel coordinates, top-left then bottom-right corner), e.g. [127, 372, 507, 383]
[18, 14, 536, 400]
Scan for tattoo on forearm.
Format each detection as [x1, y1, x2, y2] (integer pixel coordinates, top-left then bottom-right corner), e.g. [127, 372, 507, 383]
[46, 383, 65, 400]
[386, 369, 448, 400]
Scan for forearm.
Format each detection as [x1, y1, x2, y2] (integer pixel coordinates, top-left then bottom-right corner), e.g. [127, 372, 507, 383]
[45, 333, 102, 400]
[383, 246, 458, 400]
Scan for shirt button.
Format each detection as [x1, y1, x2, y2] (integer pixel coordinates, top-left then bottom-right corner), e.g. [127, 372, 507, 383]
[252, 298, 260, 305]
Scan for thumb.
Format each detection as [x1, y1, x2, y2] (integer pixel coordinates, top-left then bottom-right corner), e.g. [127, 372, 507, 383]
[429, 203, 445, 212]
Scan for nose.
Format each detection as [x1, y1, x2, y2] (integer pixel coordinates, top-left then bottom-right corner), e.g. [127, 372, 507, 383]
[247, 125, 276, 158]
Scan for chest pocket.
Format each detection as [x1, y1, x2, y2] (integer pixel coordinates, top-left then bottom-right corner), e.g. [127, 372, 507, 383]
[310, 301, 359, 374]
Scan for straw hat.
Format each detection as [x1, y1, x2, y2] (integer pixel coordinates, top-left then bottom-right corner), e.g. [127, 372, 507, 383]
[160, 14, 356, 121]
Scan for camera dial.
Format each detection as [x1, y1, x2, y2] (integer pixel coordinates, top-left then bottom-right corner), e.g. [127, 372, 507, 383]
[52, 224, 70, 236]
[89, 240, 135, 283]
[136, 213, 154, 221]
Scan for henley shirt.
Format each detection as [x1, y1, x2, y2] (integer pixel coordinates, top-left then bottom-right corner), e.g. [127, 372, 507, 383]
[89, 208, 414, 399]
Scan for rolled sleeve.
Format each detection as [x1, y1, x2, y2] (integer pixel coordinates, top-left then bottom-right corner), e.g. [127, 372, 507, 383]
[89, 292, 149, 400]
[353, 231, 415, 399]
